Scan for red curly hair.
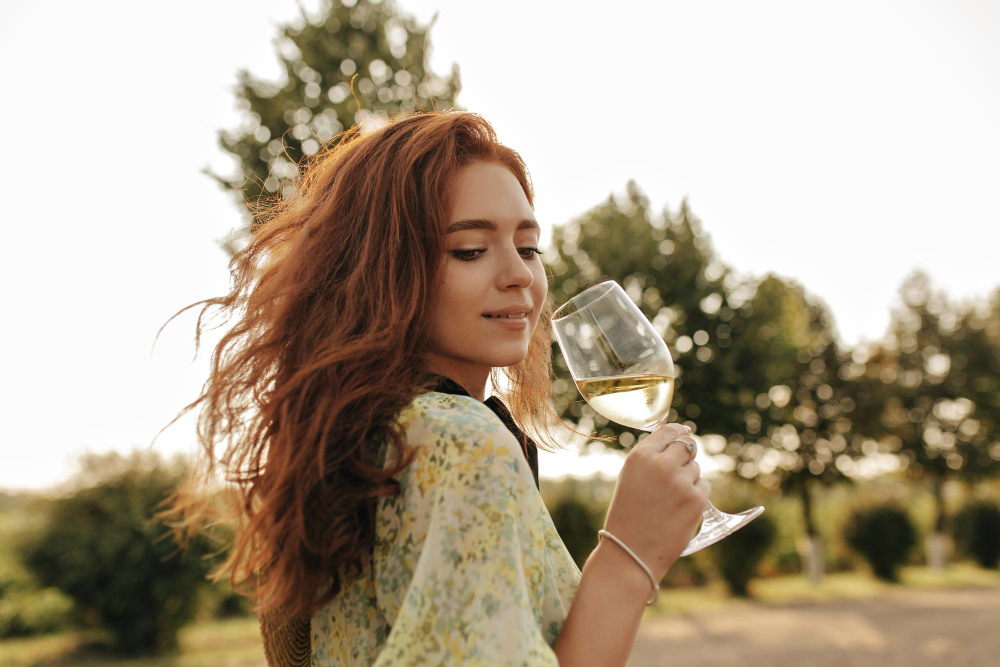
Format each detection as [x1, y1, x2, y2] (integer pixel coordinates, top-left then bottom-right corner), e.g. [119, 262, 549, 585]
[156, 111, 570, 620]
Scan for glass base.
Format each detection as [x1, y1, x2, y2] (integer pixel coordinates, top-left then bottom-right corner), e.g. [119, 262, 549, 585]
[679, 503, 765, 557]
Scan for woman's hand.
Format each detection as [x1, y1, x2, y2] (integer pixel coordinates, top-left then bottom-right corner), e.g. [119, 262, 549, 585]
[553, 422, 710, 666]
[601, 422, 711, 582]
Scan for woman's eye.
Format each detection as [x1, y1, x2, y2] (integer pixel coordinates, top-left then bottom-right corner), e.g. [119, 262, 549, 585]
[450, 249, 485, 261]
[450, 247, 543, 261]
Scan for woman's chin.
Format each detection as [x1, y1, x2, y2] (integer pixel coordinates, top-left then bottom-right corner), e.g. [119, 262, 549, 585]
[484, 349, 529, 369]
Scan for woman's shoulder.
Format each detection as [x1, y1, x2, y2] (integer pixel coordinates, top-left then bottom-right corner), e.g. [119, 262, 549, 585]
[399, 391, 514, 443]
[392, 390, 525, 476]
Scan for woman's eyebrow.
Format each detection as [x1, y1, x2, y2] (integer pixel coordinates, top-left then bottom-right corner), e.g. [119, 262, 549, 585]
[445, 218, 540, 234]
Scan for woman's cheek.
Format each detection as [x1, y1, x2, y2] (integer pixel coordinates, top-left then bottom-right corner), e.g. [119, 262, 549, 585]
[446, 263, 484, 309]
[531, 264, 547, 300]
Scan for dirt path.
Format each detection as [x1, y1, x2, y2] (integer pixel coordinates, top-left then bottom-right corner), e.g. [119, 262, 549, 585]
[629, 587, 1000, 666]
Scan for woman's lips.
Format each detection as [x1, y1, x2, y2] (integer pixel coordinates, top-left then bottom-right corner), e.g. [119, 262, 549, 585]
[482, 313, 528, 329]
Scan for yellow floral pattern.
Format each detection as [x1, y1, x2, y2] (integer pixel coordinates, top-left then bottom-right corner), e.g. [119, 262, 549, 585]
[311, 391, 581, 665]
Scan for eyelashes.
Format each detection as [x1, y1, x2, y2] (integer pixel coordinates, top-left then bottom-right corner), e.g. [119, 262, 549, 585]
[450, 248, 543, 262]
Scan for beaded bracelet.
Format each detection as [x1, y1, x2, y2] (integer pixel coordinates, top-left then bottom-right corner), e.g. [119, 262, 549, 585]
[597, 529, 659, 605]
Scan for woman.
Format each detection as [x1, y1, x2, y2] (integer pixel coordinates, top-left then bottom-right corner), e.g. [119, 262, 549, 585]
[162, 110, 709, 666]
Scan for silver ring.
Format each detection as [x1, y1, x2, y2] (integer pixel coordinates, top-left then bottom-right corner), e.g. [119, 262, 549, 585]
[675, 435, 697, 462]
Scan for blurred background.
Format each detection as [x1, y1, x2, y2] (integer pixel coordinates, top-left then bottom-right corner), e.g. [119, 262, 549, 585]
[1, 0, 998, 665]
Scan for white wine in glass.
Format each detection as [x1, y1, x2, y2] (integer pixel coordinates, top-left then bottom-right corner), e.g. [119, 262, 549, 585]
[552, 280, 763, 557]
[575, 374, 675, 432]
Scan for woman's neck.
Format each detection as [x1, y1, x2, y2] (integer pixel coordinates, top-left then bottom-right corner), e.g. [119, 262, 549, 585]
[424, 357, 490, 401]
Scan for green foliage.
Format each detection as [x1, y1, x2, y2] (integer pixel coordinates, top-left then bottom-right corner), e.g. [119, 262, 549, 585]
[544, 184, 864, 523]
[952, 501, 1000, 569]
[211, 0, 461, 252]
[544, 182, 873, 579]
[859, 271, 1000, 536]
[543, 184, 1000, 585]
[708, 510, 777, 596]
[19, 452, 219, 655]
[549, 497, 601, 568]
[0, 494, 76, 638]
[198, 577, 253, 619]
[0, 587, 75, 639]
[844, 504, 918, 581]
[547, 186, 735, 441]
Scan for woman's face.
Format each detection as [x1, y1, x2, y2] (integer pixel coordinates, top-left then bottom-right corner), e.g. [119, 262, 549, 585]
[425, 160, 547, 396]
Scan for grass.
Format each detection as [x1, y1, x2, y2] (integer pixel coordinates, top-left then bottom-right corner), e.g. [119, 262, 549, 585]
[3, 565, 998, 665]
[0, 617, 266, 667]
[646, 561, 1000, 619]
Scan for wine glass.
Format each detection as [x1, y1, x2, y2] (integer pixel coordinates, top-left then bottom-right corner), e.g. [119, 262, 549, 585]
[552, 280, 763, 556]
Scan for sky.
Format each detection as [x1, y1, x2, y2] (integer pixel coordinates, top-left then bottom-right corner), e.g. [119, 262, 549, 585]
[1, 0, 998, 491]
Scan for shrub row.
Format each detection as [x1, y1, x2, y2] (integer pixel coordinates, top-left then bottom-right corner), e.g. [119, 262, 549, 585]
[844, 501, 1000, 581]
[550, 495, 1000, 593]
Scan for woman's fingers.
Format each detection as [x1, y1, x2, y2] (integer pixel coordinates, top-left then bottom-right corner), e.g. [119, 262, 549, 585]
[680, 460, 701, 484]
[661, 435, 697, 467]
[661, 445, 700, 482]
[695, 478, 712, 505]
[631, 421, 704, 485]
[639, 422, 692, 453]
[607, 424, 715, 580]
[660, 440, 689, 467]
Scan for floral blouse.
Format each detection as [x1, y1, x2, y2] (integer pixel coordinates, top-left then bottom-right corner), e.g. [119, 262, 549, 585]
[310, 386, 581, 665]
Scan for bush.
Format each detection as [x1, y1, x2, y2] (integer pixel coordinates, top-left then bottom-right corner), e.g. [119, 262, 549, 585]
[0, 517, 77, 638]
[19, 452, 219, 655]
[0, 587, 76, 638]
[198, 577, 253, 619]
[952, 501, 1000, 569]
[550, 497, 600, 568]
[844, 504, 917, 582]
[709, 512, 776, 597]
[660, 548, 712, 588]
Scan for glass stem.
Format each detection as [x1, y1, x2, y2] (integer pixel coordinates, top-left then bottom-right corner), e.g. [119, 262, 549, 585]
[702, 502, 728, 524]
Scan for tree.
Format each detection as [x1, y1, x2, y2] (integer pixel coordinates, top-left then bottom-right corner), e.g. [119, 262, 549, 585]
[20, 452, 219, 655]
[868, 272, 1000, 569]
[545, 185, 864, 581]
[210, 0, 462, 253]
[719, 274, 865, 581]
[953, 291, 1000, 477]
[546, 183, 737, 444]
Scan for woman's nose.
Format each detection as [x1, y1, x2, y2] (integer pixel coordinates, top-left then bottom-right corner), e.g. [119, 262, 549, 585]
[496, 244, 534, 289]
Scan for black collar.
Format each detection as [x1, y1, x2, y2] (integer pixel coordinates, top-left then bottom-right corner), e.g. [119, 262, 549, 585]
[430, 375, 540, 490]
